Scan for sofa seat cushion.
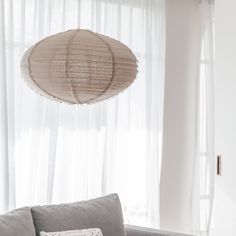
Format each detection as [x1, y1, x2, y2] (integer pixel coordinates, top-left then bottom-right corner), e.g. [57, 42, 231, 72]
[0, 207, 36, 236]
[31, 194, 126, 236]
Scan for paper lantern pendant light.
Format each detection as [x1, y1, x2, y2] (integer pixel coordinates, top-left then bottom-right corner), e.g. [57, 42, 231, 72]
[21, 29, 138, 104]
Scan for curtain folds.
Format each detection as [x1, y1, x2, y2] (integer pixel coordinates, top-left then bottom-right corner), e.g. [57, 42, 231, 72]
[0, 0, 165, 228]
[191, 1, 215, 235]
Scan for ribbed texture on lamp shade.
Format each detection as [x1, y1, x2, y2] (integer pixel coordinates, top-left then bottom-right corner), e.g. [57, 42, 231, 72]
[21, 29, 138, 104]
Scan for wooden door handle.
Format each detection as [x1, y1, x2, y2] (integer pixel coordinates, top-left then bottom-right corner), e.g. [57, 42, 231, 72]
[217, 155, 222, 176]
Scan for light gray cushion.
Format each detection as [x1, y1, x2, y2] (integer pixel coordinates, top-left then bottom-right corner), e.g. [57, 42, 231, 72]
[31, 194, 126, 236]
[0, 207, 36, 236]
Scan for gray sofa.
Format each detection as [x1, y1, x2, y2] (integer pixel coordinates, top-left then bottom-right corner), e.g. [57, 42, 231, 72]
[0, 194, 193, 236]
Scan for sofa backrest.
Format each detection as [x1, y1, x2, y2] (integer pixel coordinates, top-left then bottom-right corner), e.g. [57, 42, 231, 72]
[0, 207, 36, 236]
[31, 193, 126, 236]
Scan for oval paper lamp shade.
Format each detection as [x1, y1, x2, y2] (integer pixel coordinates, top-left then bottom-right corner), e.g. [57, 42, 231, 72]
[21, 29, 138, 104]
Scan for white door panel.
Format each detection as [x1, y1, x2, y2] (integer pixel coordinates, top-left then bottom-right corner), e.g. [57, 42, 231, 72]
[214, 0, 236, 235]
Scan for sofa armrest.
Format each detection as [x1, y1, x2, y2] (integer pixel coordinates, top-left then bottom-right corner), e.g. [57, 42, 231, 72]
[125, 225, 195, 236]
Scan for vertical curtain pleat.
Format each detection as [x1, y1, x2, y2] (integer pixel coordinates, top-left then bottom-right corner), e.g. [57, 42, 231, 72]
[77, 0, 81, 28]
[0, 0, 10, 212]
[20, 0, 25, 45]
[191, 1, 215, 235]
[7, 0, 16, 210]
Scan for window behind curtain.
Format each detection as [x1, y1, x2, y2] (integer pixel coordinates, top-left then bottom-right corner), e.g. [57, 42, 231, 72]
[0, 0, 165, 228]
[193, 1, 215, 235]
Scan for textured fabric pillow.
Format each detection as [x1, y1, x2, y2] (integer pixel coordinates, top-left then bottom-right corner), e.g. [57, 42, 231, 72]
[40, 228, 103, 236]
[0, 207, 36, 236]
[31, 194, 126, 236]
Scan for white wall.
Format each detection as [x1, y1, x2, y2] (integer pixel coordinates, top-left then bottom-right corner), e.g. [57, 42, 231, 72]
[213, 0, 236, 235]
[160, 0, 200, 234]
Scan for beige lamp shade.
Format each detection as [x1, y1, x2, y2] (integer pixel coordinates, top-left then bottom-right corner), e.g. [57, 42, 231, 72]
[21, 29, 138, 104]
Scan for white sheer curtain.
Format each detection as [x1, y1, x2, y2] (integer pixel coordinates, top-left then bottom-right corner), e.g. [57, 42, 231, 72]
[191, 0, 215, 235]
[0, 0, 165, 228]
